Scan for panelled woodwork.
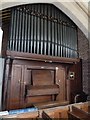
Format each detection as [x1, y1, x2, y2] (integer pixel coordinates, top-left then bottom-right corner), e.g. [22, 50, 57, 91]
[31, 69, 55, 85]
[9, 65, 24, 109]
[68, 60, 82, 103]
[2, 59, 62, 110]
[4, 63, 25, 110]
[56, 67, 66, 101]
[2, 52, 82, 110]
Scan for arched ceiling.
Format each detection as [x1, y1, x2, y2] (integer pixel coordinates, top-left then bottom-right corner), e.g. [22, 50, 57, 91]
[0, 0, 89, 40]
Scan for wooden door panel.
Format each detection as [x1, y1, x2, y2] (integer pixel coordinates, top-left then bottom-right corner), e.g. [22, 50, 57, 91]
[9, 65, 23, 109]
[68, 61, 82, 103]
[56, 67, 66, 101]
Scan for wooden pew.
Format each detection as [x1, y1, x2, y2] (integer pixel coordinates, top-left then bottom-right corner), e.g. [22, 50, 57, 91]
[42, 105, 69, 119]
[41, 102, 89, 119]
[42, 111, 52, 120]
[68, 105, 90, 120]
[72, 102, 90, 114]
[1, 111, 38, 120]
[1, 102, 89, 120]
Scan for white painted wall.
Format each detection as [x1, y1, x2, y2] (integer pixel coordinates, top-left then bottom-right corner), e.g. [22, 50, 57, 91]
[0, 27, 3, 56]
[0, 58, 4, 111]
[0, 27, 4, 110]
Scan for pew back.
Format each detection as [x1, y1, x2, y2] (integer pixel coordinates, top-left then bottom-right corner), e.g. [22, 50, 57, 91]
[1, 111, 38, 119]
[68, 105, 90, 120]
[42, 106, 69, 119]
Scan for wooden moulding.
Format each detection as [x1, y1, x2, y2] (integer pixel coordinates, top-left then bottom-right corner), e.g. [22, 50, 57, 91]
[6, 50, 80, 64]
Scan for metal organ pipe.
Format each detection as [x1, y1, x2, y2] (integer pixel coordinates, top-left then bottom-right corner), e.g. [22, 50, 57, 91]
[8, 4, 78, 58]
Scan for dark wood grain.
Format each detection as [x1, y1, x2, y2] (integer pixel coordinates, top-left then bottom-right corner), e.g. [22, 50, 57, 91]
[3, 53, 82, 110]
[6, 50, 80, 64]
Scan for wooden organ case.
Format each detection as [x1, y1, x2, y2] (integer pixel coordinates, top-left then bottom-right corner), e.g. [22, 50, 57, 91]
[2, 51, 82, 110]
[1, 4, 82, 111]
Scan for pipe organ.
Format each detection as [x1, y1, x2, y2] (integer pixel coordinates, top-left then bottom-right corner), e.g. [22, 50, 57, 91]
[8, 4, 78, 58]
[1, 3, 82, 111]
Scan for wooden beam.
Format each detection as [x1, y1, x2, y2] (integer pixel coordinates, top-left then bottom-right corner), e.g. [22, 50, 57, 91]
[6, 50, 80, 64]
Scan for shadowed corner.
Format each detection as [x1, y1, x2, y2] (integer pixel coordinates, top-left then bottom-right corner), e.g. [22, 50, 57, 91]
[87, 1, 90, 102]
